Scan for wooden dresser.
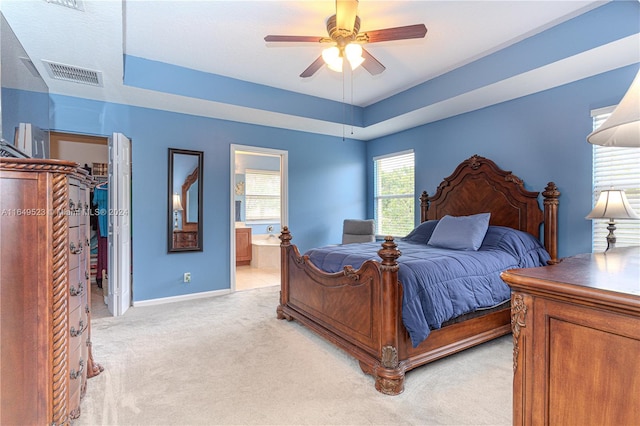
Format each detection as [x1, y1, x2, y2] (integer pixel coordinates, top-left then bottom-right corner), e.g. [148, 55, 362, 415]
[501, 246, 640, 426]
[236, 227, 252, 266]
[1, 157, 103, 425]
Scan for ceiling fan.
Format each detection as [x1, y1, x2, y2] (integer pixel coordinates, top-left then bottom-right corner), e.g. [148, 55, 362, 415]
[264, 0, 427, 78]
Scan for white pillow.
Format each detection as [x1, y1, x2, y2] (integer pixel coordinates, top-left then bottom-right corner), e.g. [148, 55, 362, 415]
[427, 213, 491, 251]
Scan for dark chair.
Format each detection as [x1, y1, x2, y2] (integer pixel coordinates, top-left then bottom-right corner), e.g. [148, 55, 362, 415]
[342, 219, 376, 244]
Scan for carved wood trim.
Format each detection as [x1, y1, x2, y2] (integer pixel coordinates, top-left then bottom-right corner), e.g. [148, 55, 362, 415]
[51, 173, 69, 425]
[381, 345, 399, 369]
[511, 293, 527, 374]
[0, 158, 78, 174]
[343, 265, 360, 281]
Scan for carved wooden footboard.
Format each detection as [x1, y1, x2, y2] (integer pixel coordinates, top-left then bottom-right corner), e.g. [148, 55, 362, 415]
[277, 155, 560, 395]
[277, 231, 405, 393]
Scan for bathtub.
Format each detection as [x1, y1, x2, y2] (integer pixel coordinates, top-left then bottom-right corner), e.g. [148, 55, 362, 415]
[251, 234, 280, 269]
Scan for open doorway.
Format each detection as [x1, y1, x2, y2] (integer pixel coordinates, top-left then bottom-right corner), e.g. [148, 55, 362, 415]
[230, 145, 288, 292]
[50, 131, 132, 317]
[50, 132, 110, 317]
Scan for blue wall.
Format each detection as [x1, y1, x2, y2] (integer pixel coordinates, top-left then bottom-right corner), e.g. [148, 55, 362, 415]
[30, 0, 640, 302]
[47, 61, 637, 303]
[366, 65, 639, 258]
[49, 95, 367, 301]
[1, 87, 49, 144]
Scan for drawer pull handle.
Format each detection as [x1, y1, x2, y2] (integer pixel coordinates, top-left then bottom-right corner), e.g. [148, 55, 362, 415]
[70, 320, 86, 337]
[69, 199, 75, 210]
[70, 359, 85, 380]
[69, 242, 83, 255]
[85, 303, 90, 314]
[70, 282, 84, 297]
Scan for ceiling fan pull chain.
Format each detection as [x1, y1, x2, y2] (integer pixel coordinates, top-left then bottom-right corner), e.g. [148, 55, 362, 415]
[351, 70, 355, 136]
[342, 70, 346, 141]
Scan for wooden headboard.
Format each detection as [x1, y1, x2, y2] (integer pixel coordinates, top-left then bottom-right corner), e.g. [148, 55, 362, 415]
[420, 155, 560, 263]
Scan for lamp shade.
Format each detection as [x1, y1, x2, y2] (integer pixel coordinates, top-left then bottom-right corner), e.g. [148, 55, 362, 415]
[322, 46, 343, 72]
[172, 193, 183, 211]
[345, 43, 364, 70]
[586, 189, 640, 220]
[587, 69, 640, 147]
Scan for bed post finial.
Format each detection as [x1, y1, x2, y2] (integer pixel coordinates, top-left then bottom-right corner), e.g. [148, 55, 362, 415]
[378, 236, 401, 270]
[542, 182, 560, 264]
[420, 191, 429, 223]
[279, 226, 292, 246]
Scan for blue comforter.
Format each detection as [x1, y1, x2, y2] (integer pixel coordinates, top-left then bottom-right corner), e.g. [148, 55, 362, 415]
[305, 225, 550, 347]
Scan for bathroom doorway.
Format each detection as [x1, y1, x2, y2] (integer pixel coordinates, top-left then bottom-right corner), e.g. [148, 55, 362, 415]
[230, 145, 288, 291]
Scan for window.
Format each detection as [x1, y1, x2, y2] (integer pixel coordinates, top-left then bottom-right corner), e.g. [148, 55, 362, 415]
[245, 169, 280, 222]
[374, 150, 415, 237]
[591, 107, 640, 252]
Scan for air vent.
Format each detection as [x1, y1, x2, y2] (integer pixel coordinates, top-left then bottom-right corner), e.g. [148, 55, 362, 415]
[42, 60, 103, 86]
[44, 0, 84, 11]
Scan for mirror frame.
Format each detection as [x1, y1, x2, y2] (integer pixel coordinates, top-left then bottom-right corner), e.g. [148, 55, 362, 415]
[168, 148, 204, 252]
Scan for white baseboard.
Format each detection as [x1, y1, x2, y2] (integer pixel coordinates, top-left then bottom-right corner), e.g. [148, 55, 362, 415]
[132, 288, 231, 307]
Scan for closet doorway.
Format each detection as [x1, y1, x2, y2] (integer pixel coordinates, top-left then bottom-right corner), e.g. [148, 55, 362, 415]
[230, 145, 288, 292]
[50, 131, 132, 317]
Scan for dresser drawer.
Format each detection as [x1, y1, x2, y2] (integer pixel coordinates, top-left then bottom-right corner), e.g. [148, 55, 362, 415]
[68, 344, 84, 419]
[78, 187, 89, 226]
[69, 305, 85, 353]
[68, 226, 84, 266]
[68, 183, 80, 228]
[68, 267, 85, 311]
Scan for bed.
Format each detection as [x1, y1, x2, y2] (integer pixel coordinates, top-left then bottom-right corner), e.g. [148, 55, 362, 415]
[277, 155, 560, 395]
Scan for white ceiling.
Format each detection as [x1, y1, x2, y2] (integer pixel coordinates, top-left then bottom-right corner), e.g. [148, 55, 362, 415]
[2, 0, 630, 140]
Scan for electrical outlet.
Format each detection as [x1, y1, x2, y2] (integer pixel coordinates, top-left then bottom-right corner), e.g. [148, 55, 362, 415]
[183, 272, 191, 283]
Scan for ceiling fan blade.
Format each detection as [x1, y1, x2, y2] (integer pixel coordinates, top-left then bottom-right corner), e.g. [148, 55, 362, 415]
[264, 35, 325, 43]
[361, 48, 385, 76]
[336, 0, 358, 32]
[300, 55, 325, 78]
[362, 24, 427, 43]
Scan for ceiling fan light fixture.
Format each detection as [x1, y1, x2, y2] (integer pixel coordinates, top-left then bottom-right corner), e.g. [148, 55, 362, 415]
[264, 1, 427, 78]
[345, 43, 364, 70]
[322, 46, 343, 72]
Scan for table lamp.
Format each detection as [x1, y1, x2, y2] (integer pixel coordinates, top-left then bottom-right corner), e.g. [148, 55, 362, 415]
[172, 193, 183, 229]
[586, 189, 639, 251]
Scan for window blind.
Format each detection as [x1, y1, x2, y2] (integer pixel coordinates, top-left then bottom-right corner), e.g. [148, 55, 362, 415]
[373, 150, 415, 237]
[245, 169, 280, 222]
[591, 108, 640, 252]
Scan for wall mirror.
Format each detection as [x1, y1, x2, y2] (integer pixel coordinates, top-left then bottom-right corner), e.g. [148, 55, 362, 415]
[168, 148, 203, 252]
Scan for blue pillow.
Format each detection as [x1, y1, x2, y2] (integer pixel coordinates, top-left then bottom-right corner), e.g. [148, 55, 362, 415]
[427, 213, 491, 251]
[402, 220, 440, 244]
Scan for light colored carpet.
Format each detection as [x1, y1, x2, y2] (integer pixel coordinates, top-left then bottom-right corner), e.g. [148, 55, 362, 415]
[79, 286, 512, 425]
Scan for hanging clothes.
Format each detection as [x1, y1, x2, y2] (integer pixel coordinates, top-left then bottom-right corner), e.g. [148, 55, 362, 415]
[93, 183, 108, 237]
[93, 183, 108, 288]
